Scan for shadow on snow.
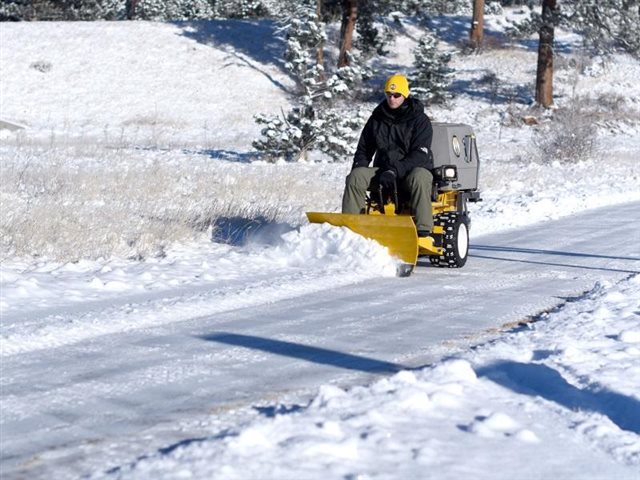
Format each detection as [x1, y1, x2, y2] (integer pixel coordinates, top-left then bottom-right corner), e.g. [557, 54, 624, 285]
[477, 360, 640, 434]
[211, 216, 295, 247]
[170, 16, 557, 107]
[179, 148, 269, 163]
[470, 244, 640, 274]
[172, 19, 290, 92]
[253, 403, 307, 418]
[472, 244, 640, 262]
[450, 75, 533, 105]
[198, 332, 407, 374]
[427, 14, 578, 55]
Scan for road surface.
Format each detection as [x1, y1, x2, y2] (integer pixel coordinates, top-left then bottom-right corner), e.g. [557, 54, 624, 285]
[1, 201, 639, 479]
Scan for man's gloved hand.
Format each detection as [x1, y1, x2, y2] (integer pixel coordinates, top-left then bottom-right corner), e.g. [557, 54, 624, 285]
[378, 169, 397, 190]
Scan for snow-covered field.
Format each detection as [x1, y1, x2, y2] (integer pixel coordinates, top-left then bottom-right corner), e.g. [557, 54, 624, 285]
[1, 12, 640, 480]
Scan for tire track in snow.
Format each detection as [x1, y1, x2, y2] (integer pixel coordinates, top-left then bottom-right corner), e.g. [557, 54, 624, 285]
[1, 225, 398, 357]
[1, 268, 384, 357]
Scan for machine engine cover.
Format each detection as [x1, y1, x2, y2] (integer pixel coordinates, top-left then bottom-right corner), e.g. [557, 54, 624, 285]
[431, 123, 480, 191]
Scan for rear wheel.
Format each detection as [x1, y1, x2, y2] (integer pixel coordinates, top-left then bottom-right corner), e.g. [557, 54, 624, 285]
[429, 212, 470, 268]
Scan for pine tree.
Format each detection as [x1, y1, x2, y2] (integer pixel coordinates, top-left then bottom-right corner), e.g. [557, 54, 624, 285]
[133, 0, 213, 20]
[0, 0, 127, 20]
[352, 0, 471, 59]
[568, 0, 640, 58]
[211, 0, 273, 19]
[0, 0, 31, 20]
[355, 0, 396, 58]
[506, 0, 639, 108]
[66, 0, 125, 20]
[506, 0, 640, 58]
[400, 0, 471, 16]
[411, 31, 453, 104]
[253, 3, 367, 162]
[0, 0, 223, 20]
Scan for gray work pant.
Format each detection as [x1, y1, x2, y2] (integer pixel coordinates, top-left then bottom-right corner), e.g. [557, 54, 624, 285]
[341, 166, 434, 232]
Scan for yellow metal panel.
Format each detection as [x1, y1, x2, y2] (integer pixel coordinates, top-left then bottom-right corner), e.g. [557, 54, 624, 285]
[306, 212, 419, 265]
[433, 191, 458, 215]
[417, 236, 444, 256]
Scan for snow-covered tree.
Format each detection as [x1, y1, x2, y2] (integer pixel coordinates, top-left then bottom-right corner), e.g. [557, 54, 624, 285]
[253, 3, 367, 162]
[352, 0, 473, 59]
[0, 0, 30, 20]
[253, 104, 365, 162]
[507, 0, 640, 58]
[131, 0, 213, 20]
[569, 0, 640, 58]
[400, 0, 471, 16]
[354, 1, 396, 58]
[0, 0, 127, 20]
[411, 31, 453, 104]
[64, 0, 124, 19]
[0, 0, 221, 20]
[281, 4, 326, 88]
[211, 0, 272, 19]
[506, 0, 639, 108]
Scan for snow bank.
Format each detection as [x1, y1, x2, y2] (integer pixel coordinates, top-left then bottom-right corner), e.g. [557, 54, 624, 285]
[0, 223, 395, 356]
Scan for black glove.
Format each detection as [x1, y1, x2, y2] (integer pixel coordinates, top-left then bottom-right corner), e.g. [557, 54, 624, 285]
[378, 169, 397, 190]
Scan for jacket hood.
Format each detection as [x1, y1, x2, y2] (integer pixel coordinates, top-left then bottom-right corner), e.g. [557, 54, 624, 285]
[372, 96, 425, 124]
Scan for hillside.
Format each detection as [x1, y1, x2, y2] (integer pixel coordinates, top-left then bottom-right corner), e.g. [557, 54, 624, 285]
[2, 17, 639, 262]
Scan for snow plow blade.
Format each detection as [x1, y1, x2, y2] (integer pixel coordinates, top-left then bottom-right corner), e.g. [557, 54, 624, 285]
[306, 212, 418, 267]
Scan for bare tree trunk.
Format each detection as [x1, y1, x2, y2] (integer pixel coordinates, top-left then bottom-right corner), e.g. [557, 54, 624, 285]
[126, 0, 138, 20]
[469, 0, 485, 50]
[338, 0, 358, 68]
[316, 0, 326, 80]
[535, 0, 557, 108]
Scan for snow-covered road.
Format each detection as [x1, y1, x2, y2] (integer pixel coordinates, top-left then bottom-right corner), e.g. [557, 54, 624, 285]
[2, 202, 639, 479]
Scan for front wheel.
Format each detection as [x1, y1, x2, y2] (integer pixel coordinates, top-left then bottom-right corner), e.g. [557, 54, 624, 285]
[429, 212, 470, 268]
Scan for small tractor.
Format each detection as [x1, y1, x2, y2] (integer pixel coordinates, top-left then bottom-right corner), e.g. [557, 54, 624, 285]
[307, 123, 482, 276]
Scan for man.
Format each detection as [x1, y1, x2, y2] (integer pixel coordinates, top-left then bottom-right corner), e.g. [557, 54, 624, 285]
[342, 74, 434, 240]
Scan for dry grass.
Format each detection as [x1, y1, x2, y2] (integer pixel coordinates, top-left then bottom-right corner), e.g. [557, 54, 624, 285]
[532, 101, 598, 164]
[0, 146, 335, 262]
[3, 119, 211, 154]
[532, 93, 640, 164]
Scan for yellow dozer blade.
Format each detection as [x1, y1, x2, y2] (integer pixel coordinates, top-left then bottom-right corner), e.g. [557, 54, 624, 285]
[306, 212, 419, 266]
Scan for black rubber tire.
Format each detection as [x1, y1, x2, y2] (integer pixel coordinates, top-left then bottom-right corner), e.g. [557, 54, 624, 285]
[429, 212, 470, 268]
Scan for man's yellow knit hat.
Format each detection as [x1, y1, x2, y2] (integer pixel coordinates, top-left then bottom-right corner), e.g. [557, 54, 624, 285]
[384, 74, 410, 97]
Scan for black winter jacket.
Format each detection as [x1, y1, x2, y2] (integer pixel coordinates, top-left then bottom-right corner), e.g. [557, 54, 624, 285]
[351, 96, 433, 178]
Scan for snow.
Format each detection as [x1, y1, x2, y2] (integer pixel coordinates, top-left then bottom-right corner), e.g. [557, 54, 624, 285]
[1, 12, 640, 480]
[99, 276, 640, 479]
[1, 225, 397, 356]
